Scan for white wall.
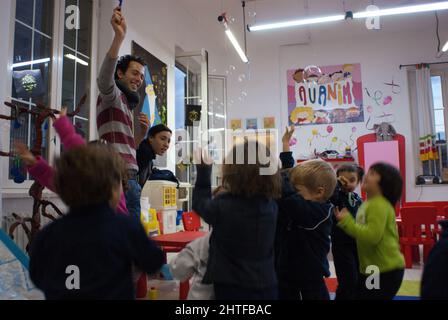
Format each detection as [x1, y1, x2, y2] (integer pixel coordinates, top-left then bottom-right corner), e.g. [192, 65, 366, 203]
[226, 27, 448, 202]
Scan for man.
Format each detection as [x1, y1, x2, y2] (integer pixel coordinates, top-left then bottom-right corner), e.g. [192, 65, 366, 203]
[137, 124, 172, 189]
[97, 6, 149, 220]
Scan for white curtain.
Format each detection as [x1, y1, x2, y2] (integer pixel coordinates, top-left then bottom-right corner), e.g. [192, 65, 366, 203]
[408, 64, 436, 175]
[415, 65, 435, 137]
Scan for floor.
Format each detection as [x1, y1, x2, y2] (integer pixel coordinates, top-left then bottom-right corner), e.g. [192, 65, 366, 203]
[147, 251, 424, 300]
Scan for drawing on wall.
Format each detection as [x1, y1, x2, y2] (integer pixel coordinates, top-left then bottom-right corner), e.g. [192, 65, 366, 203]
[288, 63, 364, 126]
[246, 118, 258, 130]
[132, 41, 167, 130]
[230, 119, 242, 130]
[263, 117, 276, 129]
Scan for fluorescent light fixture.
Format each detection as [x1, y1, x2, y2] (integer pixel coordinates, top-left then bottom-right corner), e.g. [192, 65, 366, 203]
[65, 53, 89, 66]
[249, 1, 448, 32]
[443, 40, 448, 52]
[225, 29, 249, 63]
[353, 1, 448, 18]
[249, 15, 345, 31]
[12, 58, 50, 68]
[215, 113, 226, 119]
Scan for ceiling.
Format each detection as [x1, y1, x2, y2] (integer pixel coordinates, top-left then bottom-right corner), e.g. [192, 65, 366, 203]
[180, 0, 448, 48]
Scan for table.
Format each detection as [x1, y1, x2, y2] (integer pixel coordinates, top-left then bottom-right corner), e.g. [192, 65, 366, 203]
[151, 231, 208, 300]
[152, 231, 207, 248]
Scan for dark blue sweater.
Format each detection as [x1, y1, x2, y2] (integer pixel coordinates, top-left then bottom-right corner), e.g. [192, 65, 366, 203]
[329, 182, 362, 244]
[29, 203, 164, 300]
[421, 220, 448, 300]
[275, 152, 333, 282]
[193, 165, 278, 289]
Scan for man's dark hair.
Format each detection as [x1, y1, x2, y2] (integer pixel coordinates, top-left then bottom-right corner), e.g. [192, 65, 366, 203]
[147, 124, 172, 138]
[336, 164, 365, 182]
[114, 55, 146, 80]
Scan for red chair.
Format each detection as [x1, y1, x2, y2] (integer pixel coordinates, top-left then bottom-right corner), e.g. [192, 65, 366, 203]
[182, 211, 201, 231]
[399, 206, 439, 268]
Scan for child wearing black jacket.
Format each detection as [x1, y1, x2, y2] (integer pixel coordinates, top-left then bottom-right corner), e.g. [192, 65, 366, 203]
[421, 220, 448, 300]
[193, 141, 282, 300]
[29, 145, 164, 299]
[276, 126, 337, 300]
[329, 164, 364, 300]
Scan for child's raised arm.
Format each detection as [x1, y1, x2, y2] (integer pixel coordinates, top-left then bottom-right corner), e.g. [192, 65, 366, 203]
[53, 107, 85, 150]
[192, 149, 218, 226]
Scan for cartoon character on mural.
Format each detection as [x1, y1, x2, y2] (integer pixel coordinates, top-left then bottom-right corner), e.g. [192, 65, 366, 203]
[314, 110, 330, 124]
[293, 69, 305, 83]
[290, 106, 314, 125]
[331, 108, 347, 123]
[346, 106, 361, 121]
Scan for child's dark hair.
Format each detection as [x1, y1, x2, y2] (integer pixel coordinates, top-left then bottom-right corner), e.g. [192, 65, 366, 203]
[54, 145, 125, 208]
[222, 140, 281, 200]
[336, 164, 365, 182]
[114, 55, 146, 80]
[369, 162, 403, 206]
[147, 124, 172, 138]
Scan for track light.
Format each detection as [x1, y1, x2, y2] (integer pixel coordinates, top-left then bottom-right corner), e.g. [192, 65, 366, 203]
[248, 1, 448, 32]
[219, 14, 249, 64]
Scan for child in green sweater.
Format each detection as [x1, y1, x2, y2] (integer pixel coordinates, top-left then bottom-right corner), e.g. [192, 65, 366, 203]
[335, 162, 405, 300]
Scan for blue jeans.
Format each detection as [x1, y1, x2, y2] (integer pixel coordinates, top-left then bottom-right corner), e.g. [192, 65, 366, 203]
[125, 178, 142, 222]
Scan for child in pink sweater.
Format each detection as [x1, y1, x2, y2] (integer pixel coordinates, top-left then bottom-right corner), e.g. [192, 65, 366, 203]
[15, 108, 128, 215]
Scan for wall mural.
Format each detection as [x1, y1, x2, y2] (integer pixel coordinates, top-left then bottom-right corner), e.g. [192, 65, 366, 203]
[288, 63, 364, 126]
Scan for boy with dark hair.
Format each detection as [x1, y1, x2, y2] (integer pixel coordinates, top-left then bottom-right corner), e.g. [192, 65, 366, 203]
[29, 145, 164, 299]
[137, 124, 172, 189]
[330, 164, 364, 300]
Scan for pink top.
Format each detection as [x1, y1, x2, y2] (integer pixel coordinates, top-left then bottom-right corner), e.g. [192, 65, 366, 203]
[27, 115, 128, 215]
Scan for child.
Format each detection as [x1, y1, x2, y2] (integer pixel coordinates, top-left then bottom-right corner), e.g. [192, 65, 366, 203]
[421, 220, 448, 300]
[168, 186, 224, 300]
[276, 126, 337, 300]
[15, 108, 127, 215]
[169, 232, 214, 300]
[192, 141, 281, 300]
[329, 164, 364, 300]
[29, 145, 164, 299]
[335, 162, 405, 300]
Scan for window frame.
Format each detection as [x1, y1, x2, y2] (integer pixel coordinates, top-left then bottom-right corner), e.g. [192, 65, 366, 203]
[431, 69, 448, 141]
[2, 0, 99, 192]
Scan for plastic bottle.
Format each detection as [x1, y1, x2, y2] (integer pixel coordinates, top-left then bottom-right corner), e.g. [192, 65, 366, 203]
[148, 287, 158, 300]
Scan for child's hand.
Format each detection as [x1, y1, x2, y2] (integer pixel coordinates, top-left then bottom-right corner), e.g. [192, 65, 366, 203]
[282, 125, 295, 152]
[334, 207, 349, 221]
[338, 176, 349, 188]
[59, 107, 67, 118]
[193, 148, 213, 166]
[14, 141, 37, 166]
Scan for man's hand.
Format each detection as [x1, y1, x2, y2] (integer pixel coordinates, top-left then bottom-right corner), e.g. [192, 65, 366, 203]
[334, 207, 350, 221]
[138, 113, 150, 133]
[14, 141, 37, 167]
[282, 125, 295, 152]
[111, 7, 127, 40]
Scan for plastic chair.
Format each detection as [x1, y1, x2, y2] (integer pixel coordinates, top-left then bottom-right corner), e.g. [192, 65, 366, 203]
[399, 206, 439, 268]
[182, 211, 201, 231]
[156, 212, 181, 254]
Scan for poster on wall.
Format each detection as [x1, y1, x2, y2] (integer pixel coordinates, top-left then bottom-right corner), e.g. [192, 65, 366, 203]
[246, 118, 258, 130]
[132, 41, 167, 129]
[132, 41, 168, 167]
[287, 63, 364, 126]
[263, 117, 276, 129]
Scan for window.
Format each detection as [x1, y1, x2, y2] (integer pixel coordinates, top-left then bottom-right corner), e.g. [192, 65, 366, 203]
[8, 0, 95, 183]
[10, 0, 55, 180]
[62, 0, 93, 140]
[430, 70, 448, 182]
